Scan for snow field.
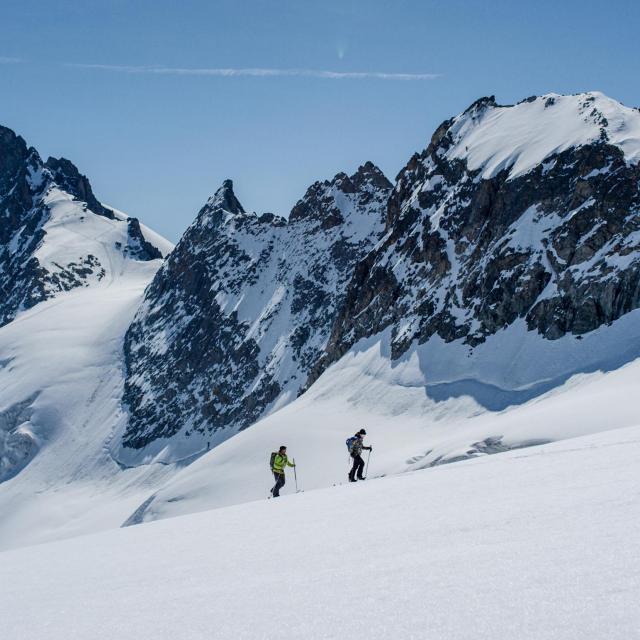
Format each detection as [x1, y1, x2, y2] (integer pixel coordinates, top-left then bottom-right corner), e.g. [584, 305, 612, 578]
[1, 425, 639, 640]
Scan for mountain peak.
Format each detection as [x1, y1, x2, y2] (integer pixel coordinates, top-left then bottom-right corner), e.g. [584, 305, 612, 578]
[202, 179, 245, 216]
[461, 95, 498, 115]
[350, 161, 392, 191]
[0, 123, 168, 327]
[45, 156, 114, 218]
[289, 164, 391, 225]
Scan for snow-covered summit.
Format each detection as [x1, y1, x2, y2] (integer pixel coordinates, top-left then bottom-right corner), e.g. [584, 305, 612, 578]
[443, 91, 640, 180]
[0, 124, 175, 528]
[315, 90, 640, 386]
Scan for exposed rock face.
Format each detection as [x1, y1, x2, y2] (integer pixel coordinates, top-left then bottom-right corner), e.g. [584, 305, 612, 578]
[0, 124, 162, 327]
[308, 92, 640, 384]
[44, 156, 114, 219]
[0, 394, 39, 483]
[121, 164, 392, 455]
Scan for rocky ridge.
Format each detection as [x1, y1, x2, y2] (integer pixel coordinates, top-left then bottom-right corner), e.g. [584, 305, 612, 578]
[120, 163, 392, 458]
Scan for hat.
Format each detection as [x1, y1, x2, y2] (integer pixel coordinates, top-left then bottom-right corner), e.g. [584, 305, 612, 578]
[357, 428, 367, 435]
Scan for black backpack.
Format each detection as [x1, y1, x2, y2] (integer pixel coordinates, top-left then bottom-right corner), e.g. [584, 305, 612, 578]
[269, 451, 277, 470]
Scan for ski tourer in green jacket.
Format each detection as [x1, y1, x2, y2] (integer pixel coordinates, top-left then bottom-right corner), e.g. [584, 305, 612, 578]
[272, 451, 295, 475]
[270, 446, 295, 498]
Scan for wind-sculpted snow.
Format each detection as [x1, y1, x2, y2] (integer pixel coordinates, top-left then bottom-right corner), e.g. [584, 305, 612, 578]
[311, 92, 640, 383]
[120, 165, 392, 462]
[445, 91, 640, 179]
[0, 124, 163, 327]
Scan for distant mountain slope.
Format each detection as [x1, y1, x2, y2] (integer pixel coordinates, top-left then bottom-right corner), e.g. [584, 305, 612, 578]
[0, 259, 177, 549]
[0, 125, 165, 328]
[119, 164, 392, 463]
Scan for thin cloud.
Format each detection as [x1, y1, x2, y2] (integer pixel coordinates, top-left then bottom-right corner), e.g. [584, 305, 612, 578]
[0, 57, 23, 64]
[68, 63, 440, 81]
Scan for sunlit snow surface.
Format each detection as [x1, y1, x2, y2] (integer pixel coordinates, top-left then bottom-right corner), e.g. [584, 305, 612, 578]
[2, 182, 640, 549]
[446, 91, 640, 179]
[1, 425, 638, 639]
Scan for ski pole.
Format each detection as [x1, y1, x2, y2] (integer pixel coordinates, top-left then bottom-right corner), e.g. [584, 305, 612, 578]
[365, 449, 371, 478]
[293, 459, 298, 492]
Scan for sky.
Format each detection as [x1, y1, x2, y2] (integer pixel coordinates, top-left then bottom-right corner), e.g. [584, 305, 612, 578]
[1, 0, 639, 242]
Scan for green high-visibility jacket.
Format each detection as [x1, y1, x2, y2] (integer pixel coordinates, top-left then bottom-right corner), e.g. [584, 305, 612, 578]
[272, 453, 295, 475]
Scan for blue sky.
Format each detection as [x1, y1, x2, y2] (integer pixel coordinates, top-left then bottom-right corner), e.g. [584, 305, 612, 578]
[1, 0, 639, 241]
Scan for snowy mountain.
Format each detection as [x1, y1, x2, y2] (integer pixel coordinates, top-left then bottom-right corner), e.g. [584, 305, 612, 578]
[121, 91, 640, 523]
[119, 91, 640, 467]
[0, 126, 175, 547]
[0, 125, 167, 328]
[2, 91, 640, 551]
[118, 164, 392, 464]
[312, 92, 640, 381]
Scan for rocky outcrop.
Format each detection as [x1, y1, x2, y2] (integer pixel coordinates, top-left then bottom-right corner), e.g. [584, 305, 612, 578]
[121, 165, 392, 455]
[44, 156, 114, 219]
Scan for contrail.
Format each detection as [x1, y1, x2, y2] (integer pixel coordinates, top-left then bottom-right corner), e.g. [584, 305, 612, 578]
[68, 63, 440, 81]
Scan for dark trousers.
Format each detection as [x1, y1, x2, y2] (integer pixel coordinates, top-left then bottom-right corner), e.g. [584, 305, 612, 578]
[349, 454, 365, 480]
[271, 471, 285, 497]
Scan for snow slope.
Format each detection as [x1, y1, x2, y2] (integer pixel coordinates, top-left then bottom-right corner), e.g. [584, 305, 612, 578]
[33, 188, 154, 288]
[0, 208, 176, 550]
[132, 310, 640, 524]
[2, 425, 639, 640]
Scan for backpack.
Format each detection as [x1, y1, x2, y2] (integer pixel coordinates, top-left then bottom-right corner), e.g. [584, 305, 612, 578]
[345, 436, 358, 453]
[269, 451, 277, 470]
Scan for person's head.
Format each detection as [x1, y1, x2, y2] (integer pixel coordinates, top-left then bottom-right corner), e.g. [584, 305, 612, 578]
[357, 428, 367, 437]
[279, 445, 287, 454]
